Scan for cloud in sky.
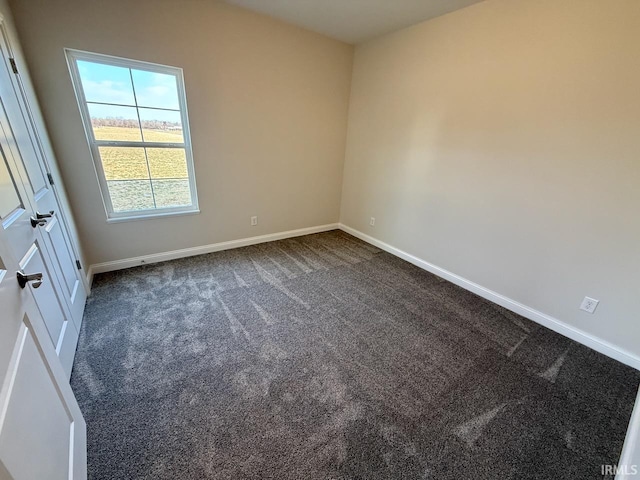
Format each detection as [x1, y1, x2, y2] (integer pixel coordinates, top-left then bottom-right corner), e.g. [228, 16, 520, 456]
[132, 70, 180, 110]
[78, 60, 180, 112]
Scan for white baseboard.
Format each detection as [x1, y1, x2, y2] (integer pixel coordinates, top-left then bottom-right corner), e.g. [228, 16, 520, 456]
[338, 223, 640, 371]
[84, 220, 640, 471]
[87, 223, 339, 283]
[86, 220, 639, 370]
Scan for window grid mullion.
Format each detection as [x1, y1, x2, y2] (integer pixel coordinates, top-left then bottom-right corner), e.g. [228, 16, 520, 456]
[128, 68, 157, 209]
[94, 140, 186, 149]
[86, 100, 180, 113]
[128, 68, 146, 142]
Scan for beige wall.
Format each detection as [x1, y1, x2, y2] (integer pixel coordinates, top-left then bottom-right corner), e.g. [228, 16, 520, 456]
[341, 0, 640, 355]
[8, 0, 640, 357]
[8, 0, 353, 265]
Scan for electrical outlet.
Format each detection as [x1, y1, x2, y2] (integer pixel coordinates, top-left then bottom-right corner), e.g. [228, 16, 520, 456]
[579, 296, 599, 314]
[370, 217, 375, 226]
[250, 216, 258, 226]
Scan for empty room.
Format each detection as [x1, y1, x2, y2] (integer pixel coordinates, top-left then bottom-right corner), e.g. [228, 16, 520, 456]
[0, 0, 639, 478]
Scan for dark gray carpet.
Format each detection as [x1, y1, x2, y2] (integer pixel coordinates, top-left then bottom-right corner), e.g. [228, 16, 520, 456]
[71, 230, 640, 479]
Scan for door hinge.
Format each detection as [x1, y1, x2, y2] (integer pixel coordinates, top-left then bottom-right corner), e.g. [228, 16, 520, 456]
[76, 260, 82, 270]
[47, 172, 55, 185]
[9, 58, 18, 74]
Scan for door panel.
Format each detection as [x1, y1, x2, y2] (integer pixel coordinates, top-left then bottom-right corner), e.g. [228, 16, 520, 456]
[0, 228, 86, 480]
[0, 323, 72, 480]
[0, 21, 86, 331]
[57, 320, 80, 378]
[0, 259, 19, 373]
[0, 153, 19, 216]
[43, 215, 84, 327]
[18, 241, 71, 353]
[0, 101, 78, 379]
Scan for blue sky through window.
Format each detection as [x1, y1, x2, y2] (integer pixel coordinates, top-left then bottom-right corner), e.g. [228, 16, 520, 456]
[77, 60, 180, 113]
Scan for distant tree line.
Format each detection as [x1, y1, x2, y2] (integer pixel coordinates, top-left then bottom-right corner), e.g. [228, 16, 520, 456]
[91, 117, 181, 130]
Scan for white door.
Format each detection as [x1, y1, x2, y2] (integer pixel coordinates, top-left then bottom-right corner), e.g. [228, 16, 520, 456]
[0, 91, 79, 377]
[0, 21, 87, 333]
[0, 17, 88, 378]
[0, 134, 87, 479]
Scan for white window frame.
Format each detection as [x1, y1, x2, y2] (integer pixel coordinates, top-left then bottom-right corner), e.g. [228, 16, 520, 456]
[65, 49, 199, 222]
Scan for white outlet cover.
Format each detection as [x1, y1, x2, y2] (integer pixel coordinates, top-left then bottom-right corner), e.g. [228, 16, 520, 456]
[370, 217, 375, 226]
[579, 296, 599, 314]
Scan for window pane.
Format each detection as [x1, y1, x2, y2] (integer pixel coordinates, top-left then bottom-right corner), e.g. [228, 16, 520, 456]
[131, 70, 180, 110]
[107, 179, 154, 212]
[88, 104, 142, 141]
[138, 108, 183, 143]
[152, 179, 191, 208]
[77, 60, 135, 105]
[99, 147, 149, 180]
[146, 148, 188, 179]
[68, 51, 198, 218]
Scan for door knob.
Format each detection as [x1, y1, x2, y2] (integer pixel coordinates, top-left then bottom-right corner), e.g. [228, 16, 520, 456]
[16, 271, 43, 289]
[35, 210, 54, 219]
[30, 216, 47, 228]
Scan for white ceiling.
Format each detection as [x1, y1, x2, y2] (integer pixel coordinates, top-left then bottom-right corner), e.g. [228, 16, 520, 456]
[223, 0, 486, 44]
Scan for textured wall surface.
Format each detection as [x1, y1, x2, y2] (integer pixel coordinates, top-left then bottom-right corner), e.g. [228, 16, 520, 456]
[340, 0, 640, 356]
[8, 0, 353, 265]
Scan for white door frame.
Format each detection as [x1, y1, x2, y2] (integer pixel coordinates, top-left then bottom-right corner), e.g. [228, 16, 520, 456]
[0, 12, 91, 294]
[616, 387, 640, 479]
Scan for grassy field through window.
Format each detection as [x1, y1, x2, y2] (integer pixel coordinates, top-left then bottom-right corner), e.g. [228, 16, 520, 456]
[95, 126, 191, 212]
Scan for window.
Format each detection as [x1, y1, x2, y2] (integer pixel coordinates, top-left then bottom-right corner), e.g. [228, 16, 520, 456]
[66, 50, 198, 221]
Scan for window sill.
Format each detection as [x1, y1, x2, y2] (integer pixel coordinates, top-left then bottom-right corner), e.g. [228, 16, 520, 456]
[106, 208, 200, 224]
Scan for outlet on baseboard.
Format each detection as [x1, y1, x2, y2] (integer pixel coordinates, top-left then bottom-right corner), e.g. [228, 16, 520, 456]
[370, 217, 375, 226]
[250, 216, 258, 226]
[579, 296, 599, 314]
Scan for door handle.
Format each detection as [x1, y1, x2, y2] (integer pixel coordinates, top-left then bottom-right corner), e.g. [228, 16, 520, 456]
[30, 216, 47, 228]
[35, 210, 54, 219]
[16, 271, 43, 289]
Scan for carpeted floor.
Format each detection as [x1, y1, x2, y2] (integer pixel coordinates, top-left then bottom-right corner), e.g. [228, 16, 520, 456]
[71, 230, 640, 479]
